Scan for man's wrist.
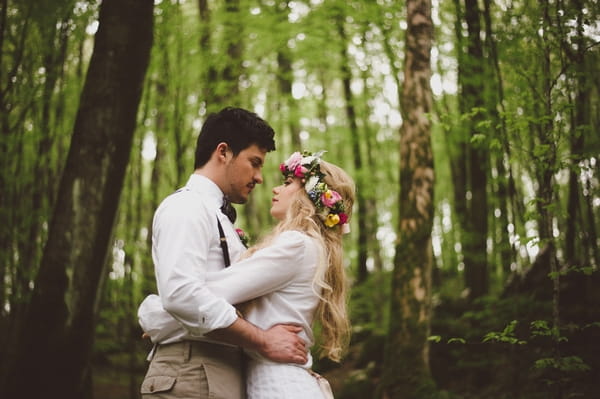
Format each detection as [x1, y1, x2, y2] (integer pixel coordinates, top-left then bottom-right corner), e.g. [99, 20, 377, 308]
[206, 317, 266, 353]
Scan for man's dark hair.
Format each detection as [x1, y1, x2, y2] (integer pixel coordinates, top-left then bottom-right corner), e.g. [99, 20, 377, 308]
[194, 107, 276, 168]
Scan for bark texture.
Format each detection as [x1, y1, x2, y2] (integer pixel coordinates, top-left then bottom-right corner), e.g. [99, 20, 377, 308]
[381, 0, 436, 396]
[2, 0, 153, 397]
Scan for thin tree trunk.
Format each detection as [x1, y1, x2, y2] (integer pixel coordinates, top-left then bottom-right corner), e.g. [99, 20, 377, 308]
[461, 0, 489, 300]
[380, 0, 435, 396]
[276, 49, 302, 149]
[0, 3, 34, 375]
[20, 12, 73, 312]
[273, 0, 302, 150]
[335, 9, 369, 284]
[537, 3, 562, 397]
[564, 0, 588, 267]
[450, 0, 469, 281]
[482, 0, 515, 278]
[201, 0, 242, 113]
[198, 0, 217, 114]
[171, 2, 188, 185]
[2, 1, 153, 397]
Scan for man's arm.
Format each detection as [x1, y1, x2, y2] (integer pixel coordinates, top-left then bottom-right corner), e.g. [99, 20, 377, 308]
[153, 195, 239, 335]
[138, 294, 307, 364]
[207, 318, 308, 364]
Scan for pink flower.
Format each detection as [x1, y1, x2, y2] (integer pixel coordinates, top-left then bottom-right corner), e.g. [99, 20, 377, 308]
[279, 163, 286, 172]
[321, 189, 342, 207]
[294, 165, 308, 177]
[285, 152, 303, 171]
[338, 213, 348, 224]
[235, 228, 250, 247]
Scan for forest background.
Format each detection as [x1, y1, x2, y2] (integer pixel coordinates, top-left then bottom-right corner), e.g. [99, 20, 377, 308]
[0, 0, 599, 398]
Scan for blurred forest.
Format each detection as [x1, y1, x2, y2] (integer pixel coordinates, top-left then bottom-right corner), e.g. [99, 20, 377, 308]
[1, 0, 599, 398]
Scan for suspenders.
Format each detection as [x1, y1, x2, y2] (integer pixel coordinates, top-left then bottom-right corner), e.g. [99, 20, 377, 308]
[216, 217, 231, 267]
[174, 187, 233, 268]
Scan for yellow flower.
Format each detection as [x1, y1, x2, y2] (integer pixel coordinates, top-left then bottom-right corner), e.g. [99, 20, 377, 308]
[325, 213, 340, 227]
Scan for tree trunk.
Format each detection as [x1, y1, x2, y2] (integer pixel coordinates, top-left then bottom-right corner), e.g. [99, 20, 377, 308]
[380, 0, 435, 396]
[201, 0, 242, 113]
[482, 0, 515, 279]
[274, 0, 302, 151]
[452, 0, 489, 300]
[276, 49, 302, 149]
[564, 0, 589, 268]
[2, 0, 153, 397]
[335, 9, 369, 284]
[19, 11, 73, 314]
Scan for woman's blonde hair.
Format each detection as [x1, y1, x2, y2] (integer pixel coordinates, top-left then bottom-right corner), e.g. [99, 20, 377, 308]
[243, 160, 355, 362]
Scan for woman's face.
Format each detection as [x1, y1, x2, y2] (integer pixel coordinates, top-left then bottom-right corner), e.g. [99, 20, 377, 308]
[271, 177, 303, 220]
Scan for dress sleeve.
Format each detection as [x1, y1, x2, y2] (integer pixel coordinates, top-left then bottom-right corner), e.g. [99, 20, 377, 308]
[205, 231, 308, 304]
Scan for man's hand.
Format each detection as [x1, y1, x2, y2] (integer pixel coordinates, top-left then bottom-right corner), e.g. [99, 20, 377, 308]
[206, 318, 307, 364]
[258, 324, 308, 364]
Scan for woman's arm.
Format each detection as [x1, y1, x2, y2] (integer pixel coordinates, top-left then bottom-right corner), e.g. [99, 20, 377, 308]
[205, 230, 308, 304]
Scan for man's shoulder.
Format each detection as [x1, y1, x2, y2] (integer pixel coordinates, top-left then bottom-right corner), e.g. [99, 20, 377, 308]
[155, 188, 213, 219]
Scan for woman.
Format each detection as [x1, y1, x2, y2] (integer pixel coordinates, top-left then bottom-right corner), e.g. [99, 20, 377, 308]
[139, 150, 355, 398]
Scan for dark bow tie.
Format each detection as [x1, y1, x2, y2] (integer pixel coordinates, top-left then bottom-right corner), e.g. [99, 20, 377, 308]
[220, 198, 237, 224]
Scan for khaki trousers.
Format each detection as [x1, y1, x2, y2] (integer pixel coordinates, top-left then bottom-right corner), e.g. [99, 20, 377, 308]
[141, 341, 244, 399]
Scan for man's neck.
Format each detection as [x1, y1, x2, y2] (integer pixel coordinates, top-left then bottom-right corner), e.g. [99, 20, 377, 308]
[194, 167, 225, 195]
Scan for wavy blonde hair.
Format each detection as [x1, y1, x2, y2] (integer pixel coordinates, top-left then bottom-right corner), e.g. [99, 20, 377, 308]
[242, 161, 355, 362]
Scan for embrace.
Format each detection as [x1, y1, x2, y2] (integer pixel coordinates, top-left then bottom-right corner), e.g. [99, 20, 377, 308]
[137, 107, 355, 399]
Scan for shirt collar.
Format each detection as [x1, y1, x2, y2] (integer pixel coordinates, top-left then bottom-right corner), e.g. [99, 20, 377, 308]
[184, 173, 225, 209]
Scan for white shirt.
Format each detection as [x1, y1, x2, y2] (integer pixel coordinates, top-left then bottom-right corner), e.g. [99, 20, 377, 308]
[141, 174, 247, 343]
[139, 230, 324, 367]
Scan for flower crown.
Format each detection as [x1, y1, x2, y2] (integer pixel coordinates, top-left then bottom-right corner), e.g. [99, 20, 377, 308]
[279, 150, 350, 233]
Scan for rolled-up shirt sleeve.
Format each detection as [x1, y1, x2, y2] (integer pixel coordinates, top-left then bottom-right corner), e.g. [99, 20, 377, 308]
[152, 193, 237, 335]
[138, 294, 182, 343]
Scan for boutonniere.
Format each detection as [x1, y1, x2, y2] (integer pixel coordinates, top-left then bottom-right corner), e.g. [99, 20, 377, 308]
[235, 228, 250, 248]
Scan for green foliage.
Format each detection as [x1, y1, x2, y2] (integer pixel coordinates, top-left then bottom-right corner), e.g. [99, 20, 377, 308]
[533, 356, 590, 373]
[482, 320, 527, 345]
[348, 271, 391, 336]
[428, 335, 442, 343]
[446, 337, 466, 344]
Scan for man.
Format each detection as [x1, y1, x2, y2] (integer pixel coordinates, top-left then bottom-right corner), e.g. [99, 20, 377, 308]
[139, 107, 307, 398]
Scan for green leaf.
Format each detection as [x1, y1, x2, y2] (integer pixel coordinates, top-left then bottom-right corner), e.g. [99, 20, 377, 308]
[470, 133, 486, 145]
[428, 335, 442, 343]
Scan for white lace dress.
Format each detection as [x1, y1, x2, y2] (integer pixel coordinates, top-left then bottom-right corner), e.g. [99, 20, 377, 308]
[245, 358, 324, 399]
[205, 231, 327, 398]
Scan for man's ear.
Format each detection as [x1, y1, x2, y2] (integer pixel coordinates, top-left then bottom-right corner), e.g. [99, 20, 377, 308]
[215, 142, 229, 162]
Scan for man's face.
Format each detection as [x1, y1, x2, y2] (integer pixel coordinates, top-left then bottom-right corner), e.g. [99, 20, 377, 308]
[224, 144, 267, 204]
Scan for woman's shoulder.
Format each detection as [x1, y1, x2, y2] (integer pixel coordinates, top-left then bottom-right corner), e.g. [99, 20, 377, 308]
[274, 230, 321, 253]
[275, 229, 309, 242]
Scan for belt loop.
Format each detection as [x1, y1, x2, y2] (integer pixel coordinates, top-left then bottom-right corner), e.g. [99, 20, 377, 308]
[147, 344, 158, 362]
[185, 341, 192, 362]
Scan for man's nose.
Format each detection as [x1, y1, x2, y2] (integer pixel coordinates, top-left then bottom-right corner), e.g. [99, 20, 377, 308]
[254, 170, 263, 184]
